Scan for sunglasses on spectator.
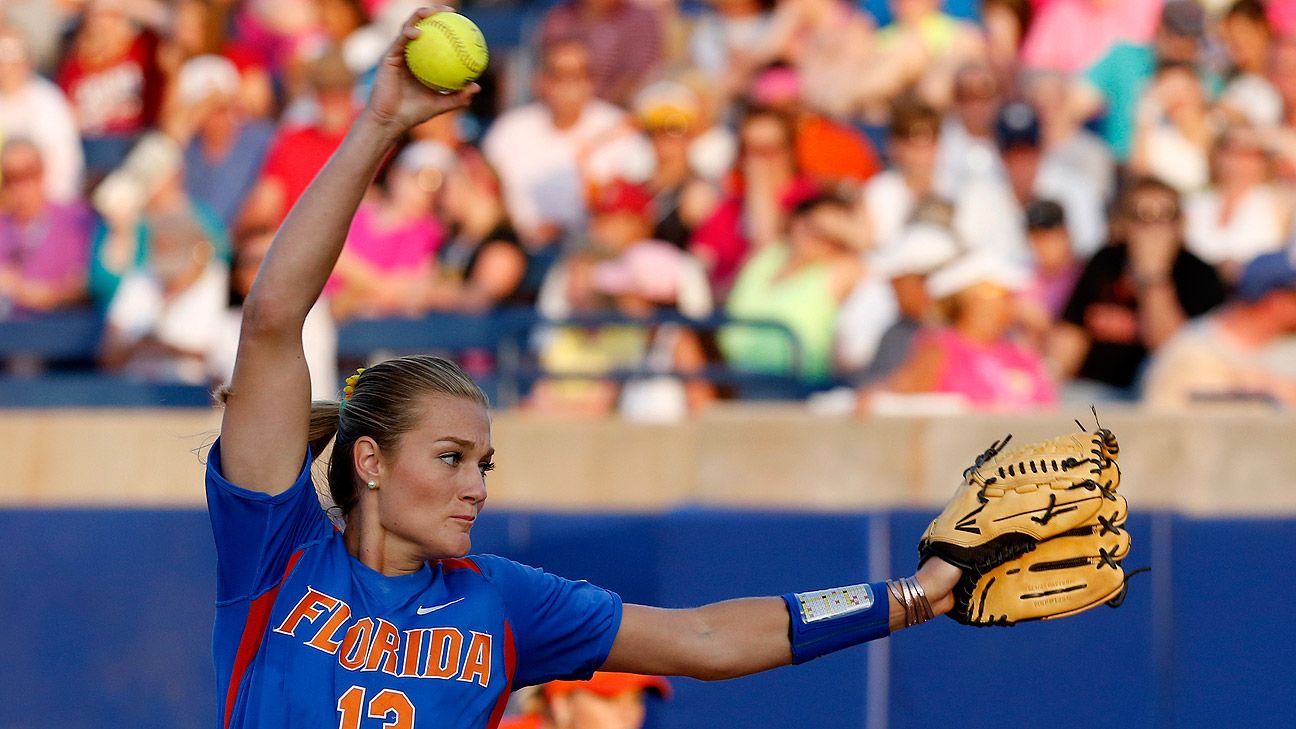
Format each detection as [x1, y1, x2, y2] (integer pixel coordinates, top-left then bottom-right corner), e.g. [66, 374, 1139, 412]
[1126, 201, 1180, 224]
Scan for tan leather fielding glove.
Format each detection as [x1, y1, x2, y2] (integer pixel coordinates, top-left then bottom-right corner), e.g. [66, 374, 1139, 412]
[919, 428, 1135, 626]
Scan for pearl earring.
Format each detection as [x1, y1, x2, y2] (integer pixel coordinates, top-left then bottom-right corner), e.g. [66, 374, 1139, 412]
[366, 480, 377, 490]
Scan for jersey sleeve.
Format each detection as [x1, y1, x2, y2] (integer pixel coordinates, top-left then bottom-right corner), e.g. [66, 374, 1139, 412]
[472, 555, 624, 688]
[205, 438, 331, 603]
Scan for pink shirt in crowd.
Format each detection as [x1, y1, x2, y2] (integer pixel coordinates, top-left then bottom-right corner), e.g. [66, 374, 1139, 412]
[925, 328, 1058, 411]
[324, 201, 443, 295]
[1020, 0, 1162, 74]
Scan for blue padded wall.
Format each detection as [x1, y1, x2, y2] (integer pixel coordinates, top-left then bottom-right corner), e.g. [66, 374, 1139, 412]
[2, 509, 1293, 729]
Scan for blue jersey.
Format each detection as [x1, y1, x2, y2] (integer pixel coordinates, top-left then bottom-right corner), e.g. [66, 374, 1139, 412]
[206, 440, 623, 729]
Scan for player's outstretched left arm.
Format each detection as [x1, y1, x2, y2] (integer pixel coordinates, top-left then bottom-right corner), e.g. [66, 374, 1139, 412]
[601, 558, 960, 679]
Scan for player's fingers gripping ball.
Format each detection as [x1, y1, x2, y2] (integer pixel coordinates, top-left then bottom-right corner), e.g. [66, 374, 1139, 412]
[405, 12, 488, 92]
[918, 427, 1136, 626]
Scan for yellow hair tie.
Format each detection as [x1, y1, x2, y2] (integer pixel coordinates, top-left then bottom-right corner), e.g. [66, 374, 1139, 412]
[339, 367, 366, 412]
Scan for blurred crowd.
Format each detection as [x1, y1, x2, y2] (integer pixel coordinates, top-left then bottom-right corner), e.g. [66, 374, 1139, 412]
[3, 0, 1296, 416]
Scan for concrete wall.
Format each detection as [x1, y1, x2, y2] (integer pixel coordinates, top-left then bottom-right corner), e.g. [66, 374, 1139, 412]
[4, 405, 1295, 514]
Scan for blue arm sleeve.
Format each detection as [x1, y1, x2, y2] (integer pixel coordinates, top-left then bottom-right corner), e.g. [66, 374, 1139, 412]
[472, 555, 624, 688]
[205, 439, 331, 602]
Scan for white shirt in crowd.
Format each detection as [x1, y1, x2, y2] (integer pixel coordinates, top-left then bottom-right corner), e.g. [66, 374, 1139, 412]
[954, 162, 1106, 260]
[933, 118, 1003, 200]
[1184, 184, 1289, 267]
[482, 99, 653, 240]
[0, 76, 85, 203]
[860, 170, 916, 253]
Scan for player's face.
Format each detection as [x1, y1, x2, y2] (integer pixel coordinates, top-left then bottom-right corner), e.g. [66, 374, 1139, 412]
[376, 395, 494, 560]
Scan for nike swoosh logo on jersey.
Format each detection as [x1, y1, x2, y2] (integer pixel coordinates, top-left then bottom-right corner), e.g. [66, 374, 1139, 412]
[416, 597, 465, 615]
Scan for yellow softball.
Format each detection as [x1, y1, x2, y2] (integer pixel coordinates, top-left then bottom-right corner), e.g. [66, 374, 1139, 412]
[404, 12, 488, 92]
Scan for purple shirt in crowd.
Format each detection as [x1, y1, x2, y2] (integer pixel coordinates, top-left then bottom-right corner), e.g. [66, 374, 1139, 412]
[0, 201, 93, 292]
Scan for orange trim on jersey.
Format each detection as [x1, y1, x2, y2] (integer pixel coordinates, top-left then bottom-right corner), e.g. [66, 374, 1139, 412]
[439, 557, 482, 574]
[486, 621, 517, 729]
[223, 549, 305, 729]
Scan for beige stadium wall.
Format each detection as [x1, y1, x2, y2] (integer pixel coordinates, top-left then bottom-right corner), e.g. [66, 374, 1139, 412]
[3, 405, 1295, 515]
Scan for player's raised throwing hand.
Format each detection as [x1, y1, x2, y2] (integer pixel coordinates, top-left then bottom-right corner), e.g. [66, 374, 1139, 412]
[366, 7, 479, 134]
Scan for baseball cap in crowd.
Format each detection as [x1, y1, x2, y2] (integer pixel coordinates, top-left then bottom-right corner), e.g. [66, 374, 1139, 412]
[750, 65, 801, 107]
[177, 55, 240, 106]
[925, 250, 1030, 300]
[542, 672, 672, 701]
[1025, 199, 1066, 231]
[1161, 0, 1206, 39]
[635, 81, 702, 133]
[592, 179, 655, 218]
[1235, 249, 1296, 302]
[593, 239, 687, 304]
[995, 102, 1041, 150]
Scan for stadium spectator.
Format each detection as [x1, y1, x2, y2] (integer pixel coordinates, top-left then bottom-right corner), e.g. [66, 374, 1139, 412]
[688, 0, 776, 103]
[690, 106, 815, 293]
[539, 0, 663, 106]
[858, 98, 940, 253]
[1024, 69, 1115, 206]
[532, 180, 713, 419]
[0, 0, 75, 73]
[57, 0, 166, 182]
[1050, 177, 1227, 400]
[1130, 61, 1214, 193]
[721, 193, 863, 382]
[500, 673, 671, 729]
[954, 101, 1105, 259]
[531, 240, 714, 420]
[932, 63, 1002, 199]
[169, 55, 275, 230]
[1017, 199, 1082, 350]
[238, 50, 357, 232]
[747, 64, 883, 188]
[0, 139, 92, 315]
[98, 211, 228, 384]
[88, 132, 230, 308]
[1184, 126, 1291, 282]
[857, 0, 986, 111]
[878, 250, 1055, 411]
[980, 0, 1032, 94]
[326, 140, 451, 322]
[755, 0, 875, 120]
[846, 198, 962, 383]
[1143, 249, 1296, 410]
[1216, 0, 1281, 129]
[1075, 0, 1207, 163]
[155, 0, 224, 80]
[0, 27, 85, 203]
[427, 149, 533, 311]
[482, 40, 653, 249]
[229, 0, 328, 74]
[1020, 0, 1162, 75]
[633, 80, 729, 251]
[208, 228, 337, 399]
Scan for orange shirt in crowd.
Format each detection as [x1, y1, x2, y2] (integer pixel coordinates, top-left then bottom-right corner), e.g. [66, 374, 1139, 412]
[796, 116, 881, 185]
